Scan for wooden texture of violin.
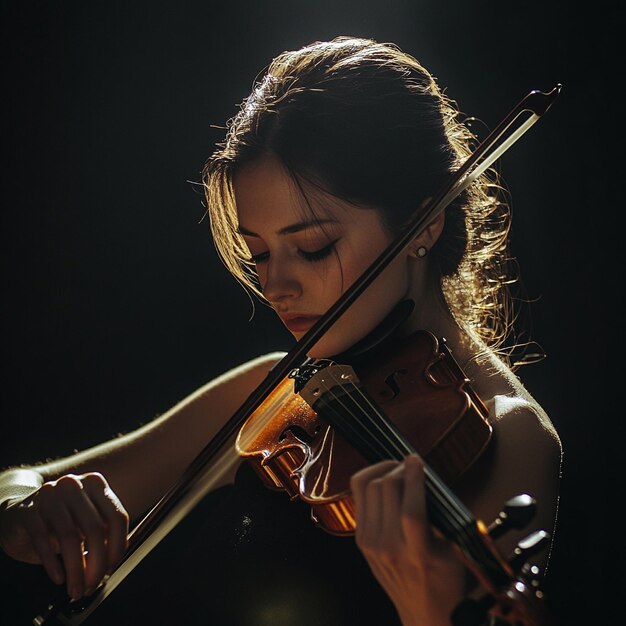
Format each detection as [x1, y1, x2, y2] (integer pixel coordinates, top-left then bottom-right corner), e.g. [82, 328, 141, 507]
[236, 330, 492, 535]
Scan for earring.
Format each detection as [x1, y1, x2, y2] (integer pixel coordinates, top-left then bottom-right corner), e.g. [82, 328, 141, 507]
[412, 245, 428, 258]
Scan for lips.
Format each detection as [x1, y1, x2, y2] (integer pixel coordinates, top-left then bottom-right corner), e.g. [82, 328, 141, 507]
[280, 315, 321, 332]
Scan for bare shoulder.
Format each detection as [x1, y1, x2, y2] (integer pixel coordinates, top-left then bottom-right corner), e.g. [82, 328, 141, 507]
[176, 351, 287, 405]
[155, 351, 289, 436]
[490, 394, 562, 467]
[218, 351, 287, 381]
[456, 392, 562, 565]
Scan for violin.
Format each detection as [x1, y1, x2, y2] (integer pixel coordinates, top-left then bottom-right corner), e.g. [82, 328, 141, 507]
[32, 85, 561, 626]
[238, 320, 552, 625]
[237, 314, 492, 534]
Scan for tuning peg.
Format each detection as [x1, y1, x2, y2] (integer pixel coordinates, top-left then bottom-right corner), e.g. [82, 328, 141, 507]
[521, 561, 545, 592]
[488, 494, 536, 540]
[508, 529, 551, 572]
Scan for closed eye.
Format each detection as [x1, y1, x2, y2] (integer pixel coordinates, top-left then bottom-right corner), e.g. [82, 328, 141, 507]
[250, 251, 269, 263]
[250, 240, 339, 264]
[300, 240, 339, 262]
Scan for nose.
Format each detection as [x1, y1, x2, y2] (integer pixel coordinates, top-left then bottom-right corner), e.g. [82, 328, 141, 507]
[260, 258, 303, 304]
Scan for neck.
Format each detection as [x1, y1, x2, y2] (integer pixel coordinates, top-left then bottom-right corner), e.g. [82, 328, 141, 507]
[402, 267, 523, 404]
[399, 268, 481, 372]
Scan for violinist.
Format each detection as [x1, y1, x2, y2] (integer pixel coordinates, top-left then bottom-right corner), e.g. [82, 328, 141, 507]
[0, 37, 562, 626]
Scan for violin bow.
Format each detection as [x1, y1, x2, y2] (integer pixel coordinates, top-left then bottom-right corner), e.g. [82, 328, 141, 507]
[33, 84, 561, 626]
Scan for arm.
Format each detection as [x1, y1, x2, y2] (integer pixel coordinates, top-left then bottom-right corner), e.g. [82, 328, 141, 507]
[0, 351, 285, 597]
[30, 351, 286, 521]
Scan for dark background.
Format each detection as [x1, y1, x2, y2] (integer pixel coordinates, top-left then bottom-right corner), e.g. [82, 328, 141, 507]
[0, 1, 620, 625]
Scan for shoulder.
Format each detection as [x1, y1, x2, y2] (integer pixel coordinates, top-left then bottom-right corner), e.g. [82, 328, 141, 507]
[489, 394, 562, 470]
[182, 351, 287, 402]
[150, 351, 288, 437]
[457, 391, 562, 563]
[468, 349, 562, 466]
[212, 351, 288, 386]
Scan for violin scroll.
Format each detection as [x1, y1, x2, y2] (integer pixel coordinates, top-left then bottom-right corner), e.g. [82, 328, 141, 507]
[452, 496, 552, 626]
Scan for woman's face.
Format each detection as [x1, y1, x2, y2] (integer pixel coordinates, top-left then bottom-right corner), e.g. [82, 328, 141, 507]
[233, 155, 415, 358]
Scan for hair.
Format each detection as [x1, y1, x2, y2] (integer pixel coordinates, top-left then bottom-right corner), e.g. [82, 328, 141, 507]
[202, 36, 519, 362]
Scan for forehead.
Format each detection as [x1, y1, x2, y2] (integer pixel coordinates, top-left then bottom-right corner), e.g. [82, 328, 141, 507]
[233, 155, 358, 229]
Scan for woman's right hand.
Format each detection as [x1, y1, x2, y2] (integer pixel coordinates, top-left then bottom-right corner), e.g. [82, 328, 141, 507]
[0, 472, 129, 600]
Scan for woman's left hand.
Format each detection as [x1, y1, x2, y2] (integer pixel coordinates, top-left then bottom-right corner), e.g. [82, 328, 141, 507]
[350, 455, 467, 626]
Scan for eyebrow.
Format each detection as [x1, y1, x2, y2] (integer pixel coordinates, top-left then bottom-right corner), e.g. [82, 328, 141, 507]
[237, 218, 339, 237]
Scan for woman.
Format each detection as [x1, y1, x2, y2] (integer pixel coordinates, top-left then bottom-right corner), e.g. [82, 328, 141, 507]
[0, 37, 561, 625]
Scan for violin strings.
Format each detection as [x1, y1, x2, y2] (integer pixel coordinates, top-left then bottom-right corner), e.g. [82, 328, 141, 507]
[326, 369, 511, 576]
[322, 375, 475, 554]
[319, 367, 506, 576]
[320, 368, 473, 543]
[239, 363, 506, 576]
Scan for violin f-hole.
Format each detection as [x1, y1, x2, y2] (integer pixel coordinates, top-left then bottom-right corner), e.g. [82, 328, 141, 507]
[382, 368, 408, 399]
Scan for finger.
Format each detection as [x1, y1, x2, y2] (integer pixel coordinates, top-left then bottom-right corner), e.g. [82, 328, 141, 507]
[45, 501, 86, 599]
[360, 477, 385, 547]
[351, 461, 398, 545]
[23, 507, 65, 586]
[400, 455, 429, 554]
[350, 460, 399, 503]
[82, 473, 129, 573]
[380, 464, 405, 542]
[65, 487, 109, 592]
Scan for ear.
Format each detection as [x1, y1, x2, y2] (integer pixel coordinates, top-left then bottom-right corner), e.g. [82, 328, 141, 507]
[411, 210, 445, 253]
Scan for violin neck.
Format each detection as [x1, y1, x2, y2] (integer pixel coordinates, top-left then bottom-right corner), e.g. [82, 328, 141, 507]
[307, 371, 510, 589]
[313, 381, 463, 526]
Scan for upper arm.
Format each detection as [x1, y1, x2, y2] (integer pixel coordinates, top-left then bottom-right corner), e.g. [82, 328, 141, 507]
[35, 351, 287, 521]
[455, 398, 563, 570]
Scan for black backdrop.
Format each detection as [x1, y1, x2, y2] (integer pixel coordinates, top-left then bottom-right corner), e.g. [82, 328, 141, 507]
[1, 2, 620, 625]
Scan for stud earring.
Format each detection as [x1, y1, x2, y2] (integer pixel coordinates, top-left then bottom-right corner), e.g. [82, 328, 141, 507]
[412, 245, 428, 258]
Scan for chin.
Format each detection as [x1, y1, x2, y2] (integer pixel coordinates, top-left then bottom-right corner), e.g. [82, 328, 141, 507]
[299, 312, 391, 360]
[303, 342, 333, 360]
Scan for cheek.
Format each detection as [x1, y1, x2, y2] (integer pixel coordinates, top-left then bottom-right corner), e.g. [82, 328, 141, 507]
[255, 266, 266, 286]
[329, 245, 411, 328]
[307, 257, 349, 301]
[307, 259, 410, 358]
[355, 258, 411, 320]
[342, 247, 410, 298]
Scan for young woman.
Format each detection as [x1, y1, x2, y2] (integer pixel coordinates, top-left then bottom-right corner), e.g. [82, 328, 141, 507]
[0, 37, 562, 626]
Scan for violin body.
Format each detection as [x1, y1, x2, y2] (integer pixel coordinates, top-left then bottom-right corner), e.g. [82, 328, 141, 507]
[237, 329, 554, 625]
[236, 330, 492, 535]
